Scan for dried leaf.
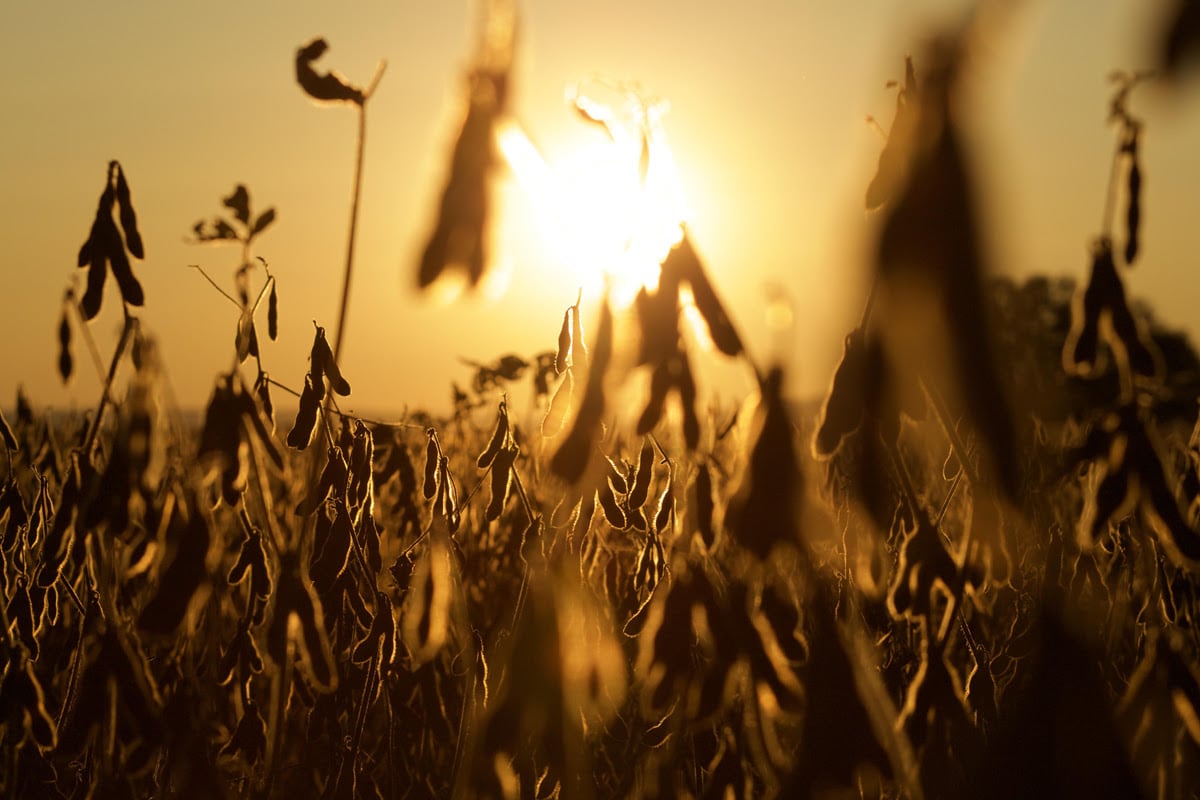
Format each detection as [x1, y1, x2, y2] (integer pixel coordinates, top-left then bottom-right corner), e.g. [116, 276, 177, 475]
[251, 207, 276, 238]
[295, 38, 365, 105]
[223, 185, 251, 226]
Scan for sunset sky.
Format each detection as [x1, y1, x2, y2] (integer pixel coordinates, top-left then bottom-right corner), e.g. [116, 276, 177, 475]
[3, 0, 1199, 417]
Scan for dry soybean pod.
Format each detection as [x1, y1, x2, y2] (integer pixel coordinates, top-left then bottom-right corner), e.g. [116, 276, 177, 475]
[570, 289, 588, 373]
[542, 371, 573, 437]
[654, 467, 674, 534]
[477, 401, 509, 469]
[555, 307, 572, 374]
[598, 481, 627, 529]
[286, 374, 321, 450]
[629, 437, 654, 510]
[486, 445, 517, 521]
[423, 431, 439, 500]
[58, 307, 73, 384]
[1124, 131, 1142, 265]
[268, 280, 279, 341]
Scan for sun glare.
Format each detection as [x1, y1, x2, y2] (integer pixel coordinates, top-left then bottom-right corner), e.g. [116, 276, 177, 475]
[495, 86, 687, 307]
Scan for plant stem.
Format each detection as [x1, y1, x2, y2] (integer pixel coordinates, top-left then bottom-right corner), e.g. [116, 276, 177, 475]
[71, 297, 108, 384]
[1101, 138, 1124, 241]
[81, 315, 137, 456]
[332, 103, 368, 368]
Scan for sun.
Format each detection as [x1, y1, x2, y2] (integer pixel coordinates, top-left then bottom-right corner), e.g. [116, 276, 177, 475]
[495, 84, 687, 307]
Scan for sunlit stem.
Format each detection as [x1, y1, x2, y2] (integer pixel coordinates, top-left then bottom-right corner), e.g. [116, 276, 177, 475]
[68, 295, 107, 384]
[81, 315, 138, 457]
[188, 264, 241, 308]
[54, 591, 95, 732]
[263, 634, 294, 795]
[508, 467, 537, 630]
[331, 60, 387, 368]
[345, 643, 381, 780]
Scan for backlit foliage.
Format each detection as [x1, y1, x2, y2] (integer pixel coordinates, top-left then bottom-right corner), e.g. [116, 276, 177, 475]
[6, 7, 1200, 800]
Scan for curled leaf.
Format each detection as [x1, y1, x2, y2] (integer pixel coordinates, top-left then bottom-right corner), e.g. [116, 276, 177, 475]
[295, 38, 365, 105]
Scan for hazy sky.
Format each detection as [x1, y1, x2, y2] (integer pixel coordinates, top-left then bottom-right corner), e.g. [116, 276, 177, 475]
[3, 1, 1199, 417]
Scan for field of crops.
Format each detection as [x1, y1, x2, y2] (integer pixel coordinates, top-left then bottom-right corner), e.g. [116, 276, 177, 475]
[6, 5, 1200, 800]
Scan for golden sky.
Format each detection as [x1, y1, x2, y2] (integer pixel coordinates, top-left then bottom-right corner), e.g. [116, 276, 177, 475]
[3, 0, 1200, 415]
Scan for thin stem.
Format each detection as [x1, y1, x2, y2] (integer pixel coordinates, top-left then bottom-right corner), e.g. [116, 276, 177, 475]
[81, 316, 137, 456]
[188, 265, 242, 308]
[55, 591, 95, 732]
[332, 102, 369, 367]
[70, 297, 107, 384]
[1100, 139, 1124, 241]
[858, 274, 880, 332]
[920, 377, 982, 489]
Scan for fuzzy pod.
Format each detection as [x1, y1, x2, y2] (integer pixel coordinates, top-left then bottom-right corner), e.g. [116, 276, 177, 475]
[9, 578, 38, 660]
[636, 362, 672, 437]
[296, 447, 349, 517]
[549, 300, 613, 484]
[555, 307, 572, 374]
[814, 329, 868, 458]
[311, 326, 351, 396]
[423, 433, 439, 500]
[267, 281, 279, 341]
[7, 652, 57, 752]
[573, 490, 597, 544]
[437, 456, 461, 533]
[247, 321, 260, 361]
[351, 592, 396, 665]
[57, 310, 73, 383]
[1064, 240, 1117, 376]
[654, 470, 674, 534]
[670, 232, 743, 357]
[606, 457, 629, 495]
[486, 445, 518, 522]
[693, 462, 715, 548]
[348, 423, 375, 510]
[114, 163, 144, 259]
[417, 68, 507, 290]
[477, 403, 509, 468]
[352, 513, 381, 582]
[1125, 157, 1142, 265]
[105, 218, 144, 307]
[628, 438, 655, 510]
[403, 539, 453, 666]
[1108, 292, 1162, 380]
[220, 442, 250, 507]
[137, 512, 212, 635]
[235, 379, 282, 470]
[633, 531, 665, 596]
[254, 372, 275, 434]
[80, 237, 108, 320]
[865, 58, 919, 211]
[0, 480, 25, 551]
[942, 443, 961, 482]
[0, 407, 16, 451]
[542, 371, 573, 437]
[286, 374, 321, 450]
[228, 527, 269, 595]
[598, 481, 627, 529]
[571, 299, 588, 373]
[678, 351, 701, 450]
[310, 506, 354, 591]
[269, 553, 337, 692]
